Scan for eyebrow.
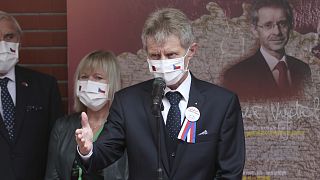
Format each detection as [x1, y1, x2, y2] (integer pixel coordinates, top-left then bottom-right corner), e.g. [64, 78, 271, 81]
[2, 32, 17, 38]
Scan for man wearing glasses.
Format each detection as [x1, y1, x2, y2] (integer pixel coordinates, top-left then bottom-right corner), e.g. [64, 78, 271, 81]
[223, 0, 311, 100]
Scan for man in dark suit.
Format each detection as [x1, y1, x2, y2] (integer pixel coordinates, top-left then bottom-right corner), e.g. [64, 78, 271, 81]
[0, 11, 63, 179]
[223, 0, 311, 100]
[76, 8, 245, 179]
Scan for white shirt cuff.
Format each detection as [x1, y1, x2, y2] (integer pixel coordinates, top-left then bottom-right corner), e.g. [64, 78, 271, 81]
[77, 145, 93, 161]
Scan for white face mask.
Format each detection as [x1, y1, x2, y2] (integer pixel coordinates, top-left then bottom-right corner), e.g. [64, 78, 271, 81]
[147, 48, 189, 86]
[0, 41, 19, 74]
[76, 80, 109, 111]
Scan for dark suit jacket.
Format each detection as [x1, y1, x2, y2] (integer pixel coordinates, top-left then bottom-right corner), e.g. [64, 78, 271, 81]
[45, 113, 128, 180]
[84, 75, 245, 180]
[0, 66, 63, 180]
[223, 51, 311, 100]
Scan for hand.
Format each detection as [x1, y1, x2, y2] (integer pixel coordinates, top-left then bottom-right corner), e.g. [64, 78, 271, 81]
[75, 112, 93, 155]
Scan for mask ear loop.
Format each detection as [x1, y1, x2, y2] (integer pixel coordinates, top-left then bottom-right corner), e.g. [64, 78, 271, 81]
[183, 47, 191, 71]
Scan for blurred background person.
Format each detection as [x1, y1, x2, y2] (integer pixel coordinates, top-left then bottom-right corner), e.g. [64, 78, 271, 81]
[45, 50, 128, 180]
[0, 11, 63, 180]
[223, 0, 311, 100]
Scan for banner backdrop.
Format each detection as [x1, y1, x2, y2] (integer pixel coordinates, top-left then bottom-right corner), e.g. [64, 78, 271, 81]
[68, 0, 320, 179]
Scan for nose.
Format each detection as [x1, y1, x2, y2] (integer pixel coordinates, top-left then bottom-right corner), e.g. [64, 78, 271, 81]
[271, 24, 282, 35]
[88, 76, 95, 81]
[160, 54, 167, 60]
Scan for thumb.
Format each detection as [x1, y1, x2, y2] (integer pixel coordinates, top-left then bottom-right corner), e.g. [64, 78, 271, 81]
[81, 112, 90, 128]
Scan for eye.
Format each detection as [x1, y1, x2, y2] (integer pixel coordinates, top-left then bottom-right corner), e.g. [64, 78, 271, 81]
[93, 73, 106, 81]
[278, 21, 288, 28]
[3, 33, 17, 42]
[149, 53, 160, 60]
[166, 53, 179, 59]
[263, 23, 273, 30]
[95, 76, 104, 80]
[79, 74, 88, 80]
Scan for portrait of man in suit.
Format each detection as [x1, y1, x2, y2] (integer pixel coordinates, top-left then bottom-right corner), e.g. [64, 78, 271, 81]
[0, 11, 63, 179]
[223, 0, 311, 100]
[75, 8, 245, 179]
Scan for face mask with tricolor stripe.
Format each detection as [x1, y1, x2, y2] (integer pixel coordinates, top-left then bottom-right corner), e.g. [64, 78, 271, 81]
[76, 80, 109, 111]
[147, 48, 190, 85]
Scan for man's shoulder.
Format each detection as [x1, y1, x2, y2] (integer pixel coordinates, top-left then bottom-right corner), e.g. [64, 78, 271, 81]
[192, 76, 236, 98]
[15, 65, 57, 82]
[54, 113, 81, 129]
[287, 55, 310, 67]
[225, 53, 261, 74]
[117, 79, 153, 95]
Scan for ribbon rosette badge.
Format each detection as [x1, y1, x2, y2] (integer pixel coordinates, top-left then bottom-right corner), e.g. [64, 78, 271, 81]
[178, 107, 200, 143]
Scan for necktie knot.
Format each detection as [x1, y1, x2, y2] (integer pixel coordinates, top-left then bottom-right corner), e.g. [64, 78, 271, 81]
[0, 77, 9, 88]
[275, 61, 288, 72]
[166, 92, 182, 106]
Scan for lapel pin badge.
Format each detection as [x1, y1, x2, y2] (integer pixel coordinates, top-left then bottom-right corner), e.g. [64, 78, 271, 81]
[178, 106, 200, 143]
[21, 82, 28, 87]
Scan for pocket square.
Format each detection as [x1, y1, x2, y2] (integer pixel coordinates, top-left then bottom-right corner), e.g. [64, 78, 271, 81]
[198, 130, 208, 136]
[26, 105, 43, 112]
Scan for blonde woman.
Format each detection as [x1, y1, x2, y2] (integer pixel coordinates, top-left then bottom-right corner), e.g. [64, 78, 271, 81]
[45, 50, 128, 180]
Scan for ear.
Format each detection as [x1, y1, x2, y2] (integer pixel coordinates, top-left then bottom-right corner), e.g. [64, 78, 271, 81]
[186, 42, 198, 59]
[250, 24, 259, 38]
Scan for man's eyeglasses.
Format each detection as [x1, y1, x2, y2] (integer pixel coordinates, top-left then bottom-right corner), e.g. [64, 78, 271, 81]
[256, 20, 289, 31]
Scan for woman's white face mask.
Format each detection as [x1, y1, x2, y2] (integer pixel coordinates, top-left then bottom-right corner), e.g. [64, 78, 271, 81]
[76, 80, 109, 111]
[147, 48, 190, 86]
[0, 41, 19, 74]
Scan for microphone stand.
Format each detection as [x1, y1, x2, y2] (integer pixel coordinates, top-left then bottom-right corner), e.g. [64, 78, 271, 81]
[152, 101, 164, 180]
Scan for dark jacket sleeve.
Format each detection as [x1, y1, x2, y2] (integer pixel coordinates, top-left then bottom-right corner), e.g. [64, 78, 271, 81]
[89, 92, 126, 171]
[48, 77, 64, 130]
[45, 117, 62, 180]
[216, 94, 245, 179]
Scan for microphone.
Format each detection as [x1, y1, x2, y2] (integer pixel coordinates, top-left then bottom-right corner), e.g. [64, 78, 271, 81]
[151, 77, 166, 116]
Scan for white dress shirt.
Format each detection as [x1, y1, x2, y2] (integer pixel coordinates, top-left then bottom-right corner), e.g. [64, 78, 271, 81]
[162, 71, 191, 125]
[0, 67, 16, 117]
[260, 47, 292, 86]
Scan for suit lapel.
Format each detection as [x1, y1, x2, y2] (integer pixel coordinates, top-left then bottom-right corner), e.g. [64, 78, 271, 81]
[255, 51, 278, 89]
[13, 67, 28, 144]
[143, 80, 170, 176]
[286, 56, 303, 86]
[170, 75, 205, 177]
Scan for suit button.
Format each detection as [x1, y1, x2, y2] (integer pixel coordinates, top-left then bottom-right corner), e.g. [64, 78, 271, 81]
[171, 152, 175, 157]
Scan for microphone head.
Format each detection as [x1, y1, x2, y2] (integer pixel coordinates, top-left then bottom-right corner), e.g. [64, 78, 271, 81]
[151, 77, 166, 115]
[153, 77, 166, 90]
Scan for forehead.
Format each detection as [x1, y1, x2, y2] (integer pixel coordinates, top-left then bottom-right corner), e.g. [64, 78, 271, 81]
[0, 18, 18, 34]
[257, 7, 287, 23]
[146, 35, 183, 53]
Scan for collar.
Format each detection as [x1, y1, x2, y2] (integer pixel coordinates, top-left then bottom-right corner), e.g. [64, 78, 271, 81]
[164, 71, 191, 101]
[0, 67, 16, 82]
[260, 47, 288, 71]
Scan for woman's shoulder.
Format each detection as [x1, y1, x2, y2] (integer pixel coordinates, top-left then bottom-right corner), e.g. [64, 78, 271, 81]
[54, 112, 81, 129]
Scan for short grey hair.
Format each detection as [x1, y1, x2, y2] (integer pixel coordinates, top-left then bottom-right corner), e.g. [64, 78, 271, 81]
[73, 50, 121, 112]
[0, 11, 22, 35]
[250, 0, 293, 29]
[141, 8, 194, 50]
